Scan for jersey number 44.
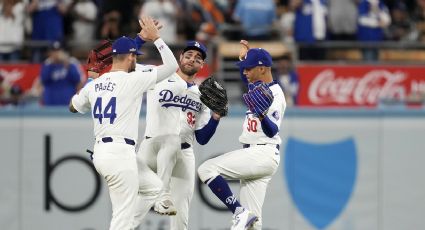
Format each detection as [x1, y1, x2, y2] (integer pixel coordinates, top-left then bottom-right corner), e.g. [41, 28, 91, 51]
[93, 97, 117, 124]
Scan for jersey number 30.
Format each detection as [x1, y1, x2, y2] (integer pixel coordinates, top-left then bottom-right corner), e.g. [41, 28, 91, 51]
[93, 97, 117, 124]
[247, 117, 258, 132]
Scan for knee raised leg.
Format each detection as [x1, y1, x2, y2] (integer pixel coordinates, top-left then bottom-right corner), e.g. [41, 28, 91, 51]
[197, 159, 219, 183]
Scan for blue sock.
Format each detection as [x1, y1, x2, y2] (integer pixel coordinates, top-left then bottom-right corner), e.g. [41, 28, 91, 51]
[206, 175, 241, 213]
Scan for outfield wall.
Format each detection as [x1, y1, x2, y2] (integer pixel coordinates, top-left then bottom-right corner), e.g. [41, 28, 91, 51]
[1, 108, 424, 230]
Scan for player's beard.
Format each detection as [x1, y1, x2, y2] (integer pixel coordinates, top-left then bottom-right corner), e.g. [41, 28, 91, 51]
[180, 64, 198, 76]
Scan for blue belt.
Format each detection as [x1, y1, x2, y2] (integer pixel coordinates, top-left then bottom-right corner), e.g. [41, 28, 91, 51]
[243, 143, 280, 150]
[101, 137, 135, 146]
[145, 136, 191, 150]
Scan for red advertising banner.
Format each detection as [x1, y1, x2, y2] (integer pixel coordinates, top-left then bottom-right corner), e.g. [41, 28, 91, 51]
[0, 64, 41, 92]
[297, 64, 425, 107]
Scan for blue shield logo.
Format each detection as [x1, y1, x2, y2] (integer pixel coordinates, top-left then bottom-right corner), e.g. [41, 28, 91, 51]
[284, 137, 357, 229]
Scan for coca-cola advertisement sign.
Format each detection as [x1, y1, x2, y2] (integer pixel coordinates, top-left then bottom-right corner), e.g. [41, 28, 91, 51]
[297, 65, 425, 107]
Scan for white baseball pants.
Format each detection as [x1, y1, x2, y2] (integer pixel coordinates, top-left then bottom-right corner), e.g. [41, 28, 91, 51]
[169, 147, 195, 230]
[134, 136, 195, 230]
[139, 135, 181, 194]
[198, 145, 280, 230]
[92, 141, 138, 230]
[132, 154, 163, 228]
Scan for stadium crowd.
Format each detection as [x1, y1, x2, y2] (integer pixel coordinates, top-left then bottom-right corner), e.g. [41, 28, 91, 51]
[0, 0, 423, 61]
[0, 0, 424, 107]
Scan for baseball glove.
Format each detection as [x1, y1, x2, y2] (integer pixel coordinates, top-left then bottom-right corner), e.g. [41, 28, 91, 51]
[199, 76, 228, 116]
[243, 83, 274, 118]
[87, 39, 113, 73]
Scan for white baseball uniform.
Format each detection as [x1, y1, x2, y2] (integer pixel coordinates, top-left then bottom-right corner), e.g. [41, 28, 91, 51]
[71, 70, 157, 230]
[72, 38, 178, 230]
[133, 71, 186, 227]
[134, 73, 212, 230]
[171, 81, 211, 230]
[198, 82, 286, 230]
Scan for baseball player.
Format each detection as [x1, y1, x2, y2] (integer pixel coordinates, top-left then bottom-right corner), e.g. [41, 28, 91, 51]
[133, 41, 223, 229]
[69, 16, 178, 230]
[197, 40, 286, 230]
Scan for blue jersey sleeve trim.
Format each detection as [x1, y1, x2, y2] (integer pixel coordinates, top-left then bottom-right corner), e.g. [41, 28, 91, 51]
[195, 117, 219, 145]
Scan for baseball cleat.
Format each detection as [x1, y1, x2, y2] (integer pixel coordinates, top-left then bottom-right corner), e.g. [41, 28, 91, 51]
[153, 199, 177, 216]
[230, 207, 258, 230]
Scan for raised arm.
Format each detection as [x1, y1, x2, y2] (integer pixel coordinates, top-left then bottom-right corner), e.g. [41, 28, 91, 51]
[138, 16, 178, 82]
[238, 40, 250, 86]
[153, 38, 178, 82]
[134, 18, 161, 50]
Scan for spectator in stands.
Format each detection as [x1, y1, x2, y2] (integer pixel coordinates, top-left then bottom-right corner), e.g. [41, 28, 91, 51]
[292, 0, 327, 60]
[100, 8, 120, 39]
[383, 0, 415, 14]
[176, 1, 202, 40]
[195, 0, 224, 44]
[232, 0, 276, 40]
[276, 51, 299, 106]
[100, 0, 136, 39]
[411, 0, 425, 41]
[218, 0, 237, 24]
[328, 0, 358, 41]
[27, 0, 70, 63]
[69, 0, 97, 43]
[196, 21, 218, 44]
[141, 0, 178, 43]
[8, 84, 23, 106]
[387, 1, 414, 41]
[357, 0, 391, 61]
[0, 74, 24, 107]
[0, 74, 9, 106]
[40, 41, 83, 106]
[214, 0, 239, 40]
[0, 0, 26, 61]
[278, 1, 296, 43]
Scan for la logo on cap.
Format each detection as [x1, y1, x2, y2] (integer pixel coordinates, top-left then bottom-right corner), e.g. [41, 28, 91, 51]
[113, 49, 117, 52]
[130, 48, 136, 52]
[259, 61, 263, 64]
[195, 42, 200, 48]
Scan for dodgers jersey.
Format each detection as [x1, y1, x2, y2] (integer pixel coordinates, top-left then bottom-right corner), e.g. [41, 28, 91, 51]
[142, 69, 210, 143]
[143, 71, 187, 137]
[239, 82, 286, 145]
[71, 69, 157, 141]
[179, 83, 211, 145]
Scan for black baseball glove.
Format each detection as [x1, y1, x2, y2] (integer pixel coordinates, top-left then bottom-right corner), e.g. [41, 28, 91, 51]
[199, 76, 228, 116]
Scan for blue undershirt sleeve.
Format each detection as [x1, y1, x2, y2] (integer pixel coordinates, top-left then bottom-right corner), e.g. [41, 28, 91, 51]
[134, 35, 146, 50]
[261, 116, 278, 138]
[195, 117, 220, 145]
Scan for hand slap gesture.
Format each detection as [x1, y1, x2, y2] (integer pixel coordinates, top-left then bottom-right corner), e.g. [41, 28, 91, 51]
[138, 16, 160, 42]
[239, 40, 250, 61]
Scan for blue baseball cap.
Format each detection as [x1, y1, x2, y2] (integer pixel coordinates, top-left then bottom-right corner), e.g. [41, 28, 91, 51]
[237, 48, 273, 69]
[50, 41, 63, 50]
[112, 36, 143, 55]
[183, 41, 207, 59]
